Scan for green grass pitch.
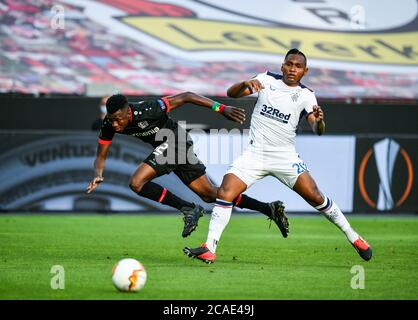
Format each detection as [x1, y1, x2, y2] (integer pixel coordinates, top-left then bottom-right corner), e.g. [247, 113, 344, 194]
[0, 214, 417, 300]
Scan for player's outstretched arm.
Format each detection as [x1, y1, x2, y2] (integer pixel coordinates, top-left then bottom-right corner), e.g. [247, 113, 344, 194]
[227, 79, 264, 98]
[307, 105, 325, 136]
[165, 92, 246, 124]
[86, 143, 110, 193]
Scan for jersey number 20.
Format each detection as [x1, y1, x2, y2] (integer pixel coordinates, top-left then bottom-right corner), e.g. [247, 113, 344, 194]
[292, 161, 307, 174]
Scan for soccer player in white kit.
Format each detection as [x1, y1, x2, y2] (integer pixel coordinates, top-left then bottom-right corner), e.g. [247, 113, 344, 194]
[184, 49, 372, 263]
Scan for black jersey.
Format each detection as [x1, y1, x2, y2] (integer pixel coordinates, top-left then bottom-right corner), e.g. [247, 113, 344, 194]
[98, 98, 189, 148]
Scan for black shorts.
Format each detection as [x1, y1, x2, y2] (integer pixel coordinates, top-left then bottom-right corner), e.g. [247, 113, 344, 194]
[144, 140, 206, 185]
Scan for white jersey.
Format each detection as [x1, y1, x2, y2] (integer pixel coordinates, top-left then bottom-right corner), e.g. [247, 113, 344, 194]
[249, 71, 318, 152]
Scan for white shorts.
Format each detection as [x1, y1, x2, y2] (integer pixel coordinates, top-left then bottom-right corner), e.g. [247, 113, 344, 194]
[226, 147, 309, 189]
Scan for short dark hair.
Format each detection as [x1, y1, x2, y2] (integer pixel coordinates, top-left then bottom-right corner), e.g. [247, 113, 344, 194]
[106, 94, 128, 114]
[285, 48, 307, 65]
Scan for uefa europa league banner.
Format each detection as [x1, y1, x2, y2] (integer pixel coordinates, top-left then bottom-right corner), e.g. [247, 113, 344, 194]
[354, 137, 418, 213]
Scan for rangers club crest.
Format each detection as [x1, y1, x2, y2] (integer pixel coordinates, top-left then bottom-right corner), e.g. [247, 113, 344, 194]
[291, 91, 300, 102]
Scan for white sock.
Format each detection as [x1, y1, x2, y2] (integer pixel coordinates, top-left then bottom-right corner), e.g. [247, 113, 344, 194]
[315, 196, 359, 244]
[206, 199, 233, 253]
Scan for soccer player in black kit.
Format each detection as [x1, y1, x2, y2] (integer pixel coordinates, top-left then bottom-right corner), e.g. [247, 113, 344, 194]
[87, 92, 289, 238]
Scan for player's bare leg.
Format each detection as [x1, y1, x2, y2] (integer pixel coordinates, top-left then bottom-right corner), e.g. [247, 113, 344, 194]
[129, 163, 157, 193]
[184, 173, 289, 263]
[293, 172, 372, 261]
[218, 174, 288, 237]
[187, 174, 218, 203]
[184, 173, 250, 263]
[187, 174, 288, 236]
[184, 173, 246, 263]
[215, 173, 248, 201]
[129, 163, 203, 237]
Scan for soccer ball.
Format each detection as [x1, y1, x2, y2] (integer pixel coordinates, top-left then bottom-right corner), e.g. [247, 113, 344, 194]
[112, 258, 147, 292]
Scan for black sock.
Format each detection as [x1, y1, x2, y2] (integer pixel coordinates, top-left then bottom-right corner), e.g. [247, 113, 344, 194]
[137, 182, 194, 211]
[233, 194, 271, 218]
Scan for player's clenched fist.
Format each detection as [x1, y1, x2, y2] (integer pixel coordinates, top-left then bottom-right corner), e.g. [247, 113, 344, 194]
[244, 79, 264, 94]
[86, 176, 104, 193]
[312, 105, 324, 122]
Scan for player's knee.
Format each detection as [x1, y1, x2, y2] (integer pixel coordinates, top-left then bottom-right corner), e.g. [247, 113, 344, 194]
[129, 178, 145, 193]
[217, 186, 235, 202]
[310, 191, 325, 207]
[301, 185, 324, 207]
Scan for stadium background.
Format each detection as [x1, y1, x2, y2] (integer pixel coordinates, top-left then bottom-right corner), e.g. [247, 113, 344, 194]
[1, 0, 418, 305]
[1, 0, 417, 214]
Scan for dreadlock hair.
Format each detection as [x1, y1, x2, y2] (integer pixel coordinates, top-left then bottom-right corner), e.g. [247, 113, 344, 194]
[106, 94, 128, 114]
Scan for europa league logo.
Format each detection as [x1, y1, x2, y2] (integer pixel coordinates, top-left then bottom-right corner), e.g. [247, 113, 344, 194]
[359, 138, 413, 210]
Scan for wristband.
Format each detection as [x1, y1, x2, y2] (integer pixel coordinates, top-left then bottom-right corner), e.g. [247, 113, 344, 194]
[212, 102, 225, 113]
